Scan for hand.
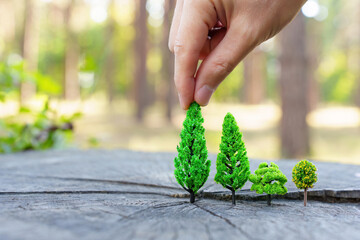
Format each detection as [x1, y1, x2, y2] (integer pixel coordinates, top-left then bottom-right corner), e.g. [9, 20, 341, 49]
[169, 0, 306, 109]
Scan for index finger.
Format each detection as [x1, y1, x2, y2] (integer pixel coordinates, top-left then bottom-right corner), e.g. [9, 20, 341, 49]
[174, 0, 217, 109]
[168, 0, 183, 52]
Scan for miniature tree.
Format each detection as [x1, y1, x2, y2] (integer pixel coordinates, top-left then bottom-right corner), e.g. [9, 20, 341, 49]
[174, 102, 211, 203]
[214, 113, 250, 205]
[292, 159, 317, 206]
[249, 162, 287, 206]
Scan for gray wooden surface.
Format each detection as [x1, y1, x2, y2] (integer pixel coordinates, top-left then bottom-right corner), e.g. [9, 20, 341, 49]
[0, 149, 359, 240]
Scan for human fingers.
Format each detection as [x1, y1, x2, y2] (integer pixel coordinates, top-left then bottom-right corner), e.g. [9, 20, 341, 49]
[194, 26, 257, 106]
[199, 27, 227, 60]
[174, 0, 217, 109]
[168, 0, 184, 52]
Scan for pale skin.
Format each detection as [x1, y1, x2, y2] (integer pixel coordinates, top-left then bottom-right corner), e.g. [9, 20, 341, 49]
[168, 0, 307, 109]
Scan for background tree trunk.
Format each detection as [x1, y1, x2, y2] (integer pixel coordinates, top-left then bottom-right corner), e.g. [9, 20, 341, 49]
[162, 0, 176, 122]
[0, 0, 16, 58]
[63, 0, 80, 100]
[357, 2, 360, 111]
[134, 0, 148, 122]
[242, 47, 266, 104]
[104, 0, 116, 104]
[279, 13, 309, 159]
[307, 21, 321, 112]
[21, 0, 40, 104]
[357, 82, 360, 110]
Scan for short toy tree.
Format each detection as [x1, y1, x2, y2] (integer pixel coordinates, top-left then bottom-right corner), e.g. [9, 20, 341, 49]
[292, 159, 318, 207]
[174, 102, 211, 203]
[214, 113, 250, 205]
[249, 162, 287, 206]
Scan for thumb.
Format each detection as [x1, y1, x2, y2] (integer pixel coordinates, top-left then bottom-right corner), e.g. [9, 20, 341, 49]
[194, 26, 258, 106]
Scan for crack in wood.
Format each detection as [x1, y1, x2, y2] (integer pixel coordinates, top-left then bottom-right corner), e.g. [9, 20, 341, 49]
[89, 207, 129, 219]
[151, 201, 188, 209]
[11, 174, 180, 190]
[116, 201, 189, 221]
[0, 191, 174, 197]
[194, 202, 253, 240]
[2, 174, 359, 203]
[2, 188, 358, 204]
[199, 190, 360, 203]
[204, 223, 213, 240]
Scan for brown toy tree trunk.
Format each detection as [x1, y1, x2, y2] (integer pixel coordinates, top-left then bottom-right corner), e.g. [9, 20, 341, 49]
[267, 194, 271, 206]
[231, 189, 236, 206]
[189, 191, 195, 203]
[304, 187, 308, 207]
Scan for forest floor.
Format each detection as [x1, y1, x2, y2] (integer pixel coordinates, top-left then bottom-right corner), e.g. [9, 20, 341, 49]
[70, 97, 360, 165]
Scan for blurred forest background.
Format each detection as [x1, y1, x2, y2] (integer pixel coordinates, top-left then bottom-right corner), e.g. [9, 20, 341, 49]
[0, 0, 359, 164]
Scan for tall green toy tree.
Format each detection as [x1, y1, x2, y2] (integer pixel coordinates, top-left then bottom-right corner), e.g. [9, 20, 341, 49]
[215, 113, 250, 205]
[292, 159, 317, 207]
[249, 162, 287, 206]
[174, 102, 211, 203]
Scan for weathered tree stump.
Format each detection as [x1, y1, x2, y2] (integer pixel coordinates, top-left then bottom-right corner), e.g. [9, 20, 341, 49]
[0, 150, 359, 240]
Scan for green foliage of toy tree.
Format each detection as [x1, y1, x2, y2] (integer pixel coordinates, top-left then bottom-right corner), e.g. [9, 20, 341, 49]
[174, 102, 211, 203]
[215, 113, 250, 205]
[249, 162, 287, 205]
[292, 160, 317, 189]
[292, 159, 318, 206]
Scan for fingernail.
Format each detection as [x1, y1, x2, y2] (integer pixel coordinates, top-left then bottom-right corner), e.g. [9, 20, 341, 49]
[196, 85, 214, 106]
[178, 92, 185, 109]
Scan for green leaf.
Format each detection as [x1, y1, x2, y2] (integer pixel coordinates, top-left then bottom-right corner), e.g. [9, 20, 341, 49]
[19, 106, 31, 113]
[0, 92, 5, 102]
